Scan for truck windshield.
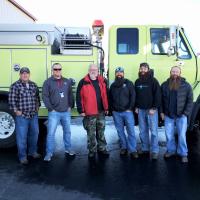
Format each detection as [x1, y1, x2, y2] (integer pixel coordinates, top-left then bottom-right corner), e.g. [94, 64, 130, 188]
[177, 31, 192, 59]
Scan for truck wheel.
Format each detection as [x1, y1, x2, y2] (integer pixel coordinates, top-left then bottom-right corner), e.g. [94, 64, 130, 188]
[0, 102, 16, 148]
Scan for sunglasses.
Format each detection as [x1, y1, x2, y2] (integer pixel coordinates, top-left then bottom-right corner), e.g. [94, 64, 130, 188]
[53, 68, 62, 71]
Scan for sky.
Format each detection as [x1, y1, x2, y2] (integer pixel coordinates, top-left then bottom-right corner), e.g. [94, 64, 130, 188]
[16, 0, 200, 52]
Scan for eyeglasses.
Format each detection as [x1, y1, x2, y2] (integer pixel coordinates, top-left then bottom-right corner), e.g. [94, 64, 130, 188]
[53, 68, 62, 71]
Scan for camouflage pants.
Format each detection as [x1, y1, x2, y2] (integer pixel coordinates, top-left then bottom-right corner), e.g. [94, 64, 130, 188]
[83, 113, 107, 153]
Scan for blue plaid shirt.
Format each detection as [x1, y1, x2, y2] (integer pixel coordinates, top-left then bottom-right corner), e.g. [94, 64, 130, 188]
[9, 80, 40, 118]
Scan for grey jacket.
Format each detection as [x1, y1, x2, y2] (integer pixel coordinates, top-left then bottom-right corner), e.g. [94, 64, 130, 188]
[161, 78, 193, 117]
[42, 76, 74, 112]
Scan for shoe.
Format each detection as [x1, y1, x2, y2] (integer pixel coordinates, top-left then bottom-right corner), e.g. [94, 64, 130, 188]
[44, 153, 52, 162]
[164, 152, 176, 159]
[138, 150, 149, 155]
[151, 153, 158, 160]
[88, 152, 96, 159]
[98, 150, 110, 158]
[31, 153, 41, 159]
[130, 152, 139, 159]
[181, 156, 188, 163]
[20, 158, 29, 165]
[65, 150, 76, 157]
[120, 149, 128, 156]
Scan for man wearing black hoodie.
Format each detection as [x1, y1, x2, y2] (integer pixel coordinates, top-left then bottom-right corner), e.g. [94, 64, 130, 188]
[135, 63, 161, 160]
[109, 67, 138, 159]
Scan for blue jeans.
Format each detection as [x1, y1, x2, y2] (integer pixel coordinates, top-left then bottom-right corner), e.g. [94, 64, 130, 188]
[138, 109, 159, 153]
[46, 111, 71, 155]
[15, 114, 39, 160]
[112, 111, 137, 152]
[164, 115, 188, 156]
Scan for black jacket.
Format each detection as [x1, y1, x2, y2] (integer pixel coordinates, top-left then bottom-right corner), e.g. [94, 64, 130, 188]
[135, 73, 161, 109]
[109, 78, 135, 112]
[161, 78, 193, 117]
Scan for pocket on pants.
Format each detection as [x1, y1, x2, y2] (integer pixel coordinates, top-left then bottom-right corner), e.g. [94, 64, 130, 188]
[83, 117, 88, 130]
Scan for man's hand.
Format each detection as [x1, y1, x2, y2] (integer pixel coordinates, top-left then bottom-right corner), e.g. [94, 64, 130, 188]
[80, 113, 86, 117]
[160, 113, 165, 120]
[15, 111, 22, 116]
[135, 108, 138, 114]
[149, 109, 156, 115]
[105, 110, 109, 115]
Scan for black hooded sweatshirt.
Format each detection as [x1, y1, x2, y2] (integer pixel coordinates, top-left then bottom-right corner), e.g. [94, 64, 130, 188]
[135, 71, 161, 109]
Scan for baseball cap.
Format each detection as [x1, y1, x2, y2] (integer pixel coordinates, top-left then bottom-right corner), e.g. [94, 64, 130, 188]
[20, 67, 30, 74]
[115, 67, 124, 73]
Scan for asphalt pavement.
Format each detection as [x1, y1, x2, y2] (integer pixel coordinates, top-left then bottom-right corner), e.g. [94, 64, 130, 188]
[0, 117, 200, 200]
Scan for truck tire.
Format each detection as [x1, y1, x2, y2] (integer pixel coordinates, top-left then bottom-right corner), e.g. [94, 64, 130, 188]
[0, 101, 16, 148]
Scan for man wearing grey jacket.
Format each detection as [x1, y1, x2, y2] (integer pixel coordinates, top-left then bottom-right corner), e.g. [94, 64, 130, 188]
[42, 63, 75, 161]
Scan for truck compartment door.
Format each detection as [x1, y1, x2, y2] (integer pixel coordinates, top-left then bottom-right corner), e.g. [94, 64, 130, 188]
[11, 49, 47, 87]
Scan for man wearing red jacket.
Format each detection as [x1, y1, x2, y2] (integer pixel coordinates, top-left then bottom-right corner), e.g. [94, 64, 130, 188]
[76, 64, 109, 159]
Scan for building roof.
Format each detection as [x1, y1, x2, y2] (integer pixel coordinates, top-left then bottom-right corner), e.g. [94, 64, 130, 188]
[7, 0, 37, 21]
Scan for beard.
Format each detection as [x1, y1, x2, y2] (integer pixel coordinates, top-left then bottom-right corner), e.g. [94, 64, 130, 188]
[114, 76, 125, 87]
[138, 71, 150, 80]
[169, 76, 181, 90]
[89, 73, 98, 80]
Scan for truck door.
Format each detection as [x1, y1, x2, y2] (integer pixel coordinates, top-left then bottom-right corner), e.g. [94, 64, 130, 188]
[108, 26, 146, 84]
[11, 49, 47, 87]
[146, 26, 196, 84]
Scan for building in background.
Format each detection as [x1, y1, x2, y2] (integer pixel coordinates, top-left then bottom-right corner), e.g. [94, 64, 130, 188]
[0, 0, 36, 23]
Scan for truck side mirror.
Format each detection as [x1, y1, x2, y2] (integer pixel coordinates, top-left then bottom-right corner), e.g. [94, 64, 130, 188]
[167, 46, 174, 56]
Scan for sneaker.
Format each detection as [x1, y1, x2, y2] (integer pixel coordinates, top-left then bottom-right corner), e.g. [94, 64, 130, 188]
[120, 149, 128, 156]
[20, 158, 29, 165]
[164, 152, 176, 159]
[31, 153, 41, 159]
[181, 156, 188, 163]
[130, 152, 139, 159]
[151, 153, 158, 160]
[44, 153, 52, 162]
[65, 150, 76, 157]
[138, 150, 149, 155]
[98, 150, 110, 158]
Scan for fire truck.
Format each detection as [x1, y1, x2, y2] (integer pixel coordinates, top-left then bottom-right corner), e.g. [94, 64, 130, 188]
[0, 21, 200, 148]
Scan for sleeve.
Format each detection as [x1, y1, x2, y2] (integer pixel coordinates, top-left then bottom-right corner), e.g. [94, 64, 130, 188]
[8, 84, 19, 111]
[109, 84, 114, 112]
[160, 83, 164, 113]
[152, 78, 161, 109]
[183, 84, 193, 116]
[128, 81, 136, 110]
[76, 79, 84, 114]
[68, 80, 74, 108]
[42, 80, 53, 111]
[35, 83, 41, 108]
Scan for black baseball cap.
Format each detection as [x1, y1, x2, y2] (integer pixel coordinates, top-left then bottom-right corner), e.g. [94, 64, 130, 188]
[20, 67, 30, 74]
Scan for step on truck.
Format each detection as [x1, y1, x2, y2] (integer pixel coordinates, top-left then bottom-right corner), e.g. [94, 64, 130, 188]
[0, 21, 200, 148]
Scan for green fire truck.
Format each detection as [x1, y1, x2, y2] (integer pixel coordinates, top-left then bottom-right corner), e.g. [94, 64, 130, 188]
[0, 21, 200, 148]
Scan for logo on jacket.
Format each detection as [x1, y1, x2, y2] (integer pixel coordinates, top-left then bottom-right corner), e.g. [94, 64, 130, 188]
[137, 85, 149, 89]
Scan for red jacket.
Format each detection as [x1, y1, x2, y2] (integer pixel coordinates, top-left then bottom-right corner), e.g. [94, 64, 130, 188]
[76, 74, 108, 115]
